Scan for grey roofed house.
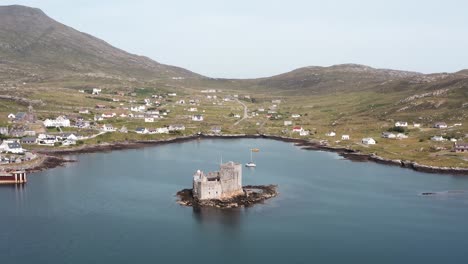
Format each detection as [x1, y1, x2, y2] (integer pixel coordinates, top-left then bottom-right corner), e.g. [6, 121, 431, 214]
[135, 127, 146, 132]
[21, 137, 37, 144]
[211, 126, 222, 133]
[9, 128, 25, 137]
[14, 112, 26, 121]
[7, 142, 22, 149]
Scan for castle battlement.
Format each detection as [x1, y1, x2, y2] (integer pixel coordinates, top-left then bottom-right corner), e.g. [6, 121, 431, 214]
[193, 161, 243, 200]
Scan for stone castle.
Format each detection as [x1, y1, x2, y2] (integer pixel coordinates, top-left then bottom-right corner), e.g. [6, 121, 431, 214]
[193, 161, 243, 200]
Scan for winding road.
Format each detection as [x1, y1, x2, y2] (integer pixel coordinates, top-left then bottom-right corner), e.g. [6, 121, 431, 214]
[234, 99, 248, 126]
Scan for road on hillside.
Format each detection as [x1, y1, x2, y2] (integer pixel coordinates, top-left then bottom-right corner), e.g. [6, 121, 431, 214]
[234, 99, 248, 126]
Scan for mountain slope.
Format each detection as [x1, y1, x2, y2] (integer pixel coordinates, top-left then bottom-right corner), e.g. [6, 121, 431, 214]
[0, 5, 200, 82]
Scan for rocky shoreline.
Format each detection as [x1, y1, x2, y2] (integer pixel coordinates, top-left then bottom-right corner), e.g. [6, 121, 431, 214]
[21, 133, 468, 176]
[176, 185, 278, 209]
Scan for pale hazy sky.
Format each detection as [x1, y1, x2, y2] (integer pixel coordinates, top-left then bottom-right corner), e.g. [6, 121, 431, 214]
[2, 0, 468, 78]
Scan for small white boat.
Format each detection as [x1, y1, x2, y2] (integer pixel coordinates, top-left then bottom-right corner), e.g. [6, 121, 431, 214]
[245, 148, 258, 167]
[245, 162, 256, 167]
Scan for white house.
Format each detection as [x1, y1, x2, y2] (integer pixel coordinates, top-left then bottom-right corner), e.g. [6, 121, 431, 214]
[145, 117, 155, 123]
[395, 121, 408, 127]
[101, 124, 116, 132]
[325, 132, 336, 137]
[7, 113, 15, 119]
[342, 135, 350, 140]
[381, 132, 396, 139]
[362, 138, 376, 145]
[234, 114, 241, 118]
[94, 115, 104, 121]
[78, 109, 89, 114]
[192, 115, 204, 122]
[43, 116, 70, 127]
[454, 123, 462, 127]
[131, 106, 146, 112]
[156, 127, 169, 134]
[284, 121, 293, 126]
[291, 114, 301, 118]
[299, 130, 310, 136]
[413, 123, 421, 128]
[396, 133, 408, 139]
[0, 140, 24, 154]
[431, 136, 445, 141]
[168, 124, 185, 131]
[258, 108, 265, 112]
[92, 88, 102, 95]
[188, 107, 198, 112]
[434, 122, 448, 129]
[101, 112, 116, 118]
[135, 127, 149, 134]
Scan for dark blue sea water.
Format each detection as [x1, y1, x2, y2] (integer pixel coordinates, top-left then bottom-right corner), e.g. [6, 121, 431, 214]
[1, 138, 468, 264]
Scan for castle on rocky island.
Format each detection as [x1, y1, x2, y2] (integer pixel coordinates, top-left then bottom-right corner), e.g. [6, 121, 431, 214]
[193, 161, 243, 200]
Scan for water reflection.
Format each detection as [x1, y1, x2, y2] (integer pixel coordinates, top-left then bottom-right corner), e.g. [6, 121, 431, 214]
[192, 206, 243, 231]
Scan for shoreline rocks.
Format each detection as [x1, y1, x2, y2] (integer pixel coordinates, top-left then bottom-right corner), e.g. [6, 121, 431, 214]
[177, 185, 278, 209]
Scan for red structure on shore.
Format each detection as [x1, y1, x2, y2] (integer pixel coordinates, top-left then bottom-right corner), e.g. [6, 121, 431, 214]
[0, 170, 27, 184]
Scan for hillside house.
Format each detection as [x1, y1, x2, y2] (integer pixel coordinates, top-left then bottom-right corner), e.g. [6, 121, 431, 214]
[342, 135, 350, 140]
[9, 128, 25, 137]
[382, 132, 396, 139]
[135, 127, 149, 134]
[78, 109, 89, 114]
[362, 138, 376, 145]
[43, 116, 71, 127]
[284, 121, 293, 126]
[101, 124, 116, 132]
[145, 117, 155, 123]
[291, 114, 301, 118]
[454, 142, 468, 153]
[192, 115, 204, 122]
[396, 133, 408, 139]
[395, 121, 408, 127]
[326, 132, 336, 137]
[7, 113, 15, 119]
[299, 130, 310, 136]
[188, 107, 198, 112]
[101, 112, 116, 118]
[292, 126, 304, 132]
[168, 124, 185, 131]
[413, 123, 421, 128]
[431, 136, 445, 141]
[434, 122, 447, 129]
[92, 88, 101, 95]
[95, 104, 106, 109]
[211, 126, 222, 134]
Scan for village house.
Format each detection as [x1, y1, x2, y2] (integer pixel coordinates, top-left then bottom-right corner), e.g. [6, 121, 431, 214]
[95, 104, 106, 109]
[454, 142, 468, 153]
[7, 113, 15, 119]
[284, 121, 293, 126]
[395, 121, 408, 127]
[112, 98, 120, 102]
[120, 126, 128, 133]
[0, 140, 24, 154]
[78, 109, 89, 114]
[101, 124, 116, 132]
[43, 116, 71, 127]
[177, 100, 186, 104]
[396, 133, 408, 139]
[413, 123, 421, 128]
[192, 115, 204, 122]
[291, 114, 301, 118]
[131, 106, 146, 112]
[258, 108, 265, 112]
[92, 88, 102, 95]
[326, 132, 336, 137]
[450, 138, 458, 142]
[431, 136, 445, 141]
[454, 123, 462, 127]
[234, 114, 241, 118]
[211, 126, 222, 134]
[94, 115, 104, 121]
[382, 132, 396, 139]
[434, 122, 448, 129]
[362, 138, 376, 145]
[342, 135, 350, 140]
[272, 99, 281, 104]
[168, 93, 177, 97]
[101, 112, 116, 118]
[21, 137, 37, 144]
[145, 117, 155, 123]
[155, 127, 169, 134]
[299, 130, 310, 136]
[135, 127, 149, 134]
[188, 107, 198, 112]
[292, 126, 304, 132]
[168, 124, 185, 131]
[9, 128, 25, 137]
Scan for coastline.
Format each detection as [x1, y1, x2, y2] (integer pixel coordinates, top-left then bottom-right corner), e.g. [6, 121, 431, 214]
[20, 133, 468, 176]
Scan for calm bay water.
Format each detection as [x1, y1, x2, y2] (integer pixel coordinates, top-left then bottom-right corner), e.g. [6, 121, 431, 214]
[1, 138, 468, 264]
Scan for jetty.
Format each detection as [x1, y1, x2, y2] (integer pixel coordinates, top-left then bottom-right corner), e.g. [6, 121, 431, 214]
[0, 170, 27, 184]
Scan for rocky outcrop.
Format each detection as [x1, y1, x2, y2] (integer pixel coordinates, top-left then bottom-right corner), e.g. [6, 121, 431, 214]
[177, 185, 278, 209]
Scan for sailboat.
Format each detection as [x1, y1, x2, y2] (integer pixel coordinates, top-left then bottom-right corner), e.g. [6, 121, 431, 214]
[245, 148, 259, 167]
